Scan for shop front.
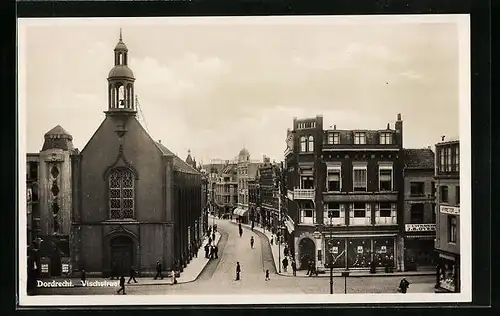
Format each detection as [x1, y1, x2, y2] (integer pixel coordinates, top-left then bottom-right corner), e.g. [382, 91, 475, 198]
[437, 252, 460, 292]
[404, 237, 436, 271]
[323, 235, 396, 270]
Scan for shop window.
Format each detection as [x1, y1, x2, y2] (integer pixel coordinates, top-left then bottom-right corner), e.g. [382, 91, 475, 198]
[373, 238, 395, 268]
[440, 186, 449, 203]
[325, 239, 346, 268]
[354, 132, 366, 145]
[379, 166, 393, 191]
[347, 239, 371, 268]
[410, 182, 425, 196]
[448, 216, 457, 243]
[410, 203, 424, 223]
[353, 166, 367, 191]
[326, 167, 341, 192]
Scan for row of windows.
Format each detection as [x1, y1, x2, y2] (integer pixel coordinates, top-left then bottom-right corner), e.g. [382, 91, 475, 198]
[300, 165, 395, 192]
[297, 121, 316, 129]
[325, 132, 393, 145]
[438, 146, 459, 173]
[300, 202, 397, 225]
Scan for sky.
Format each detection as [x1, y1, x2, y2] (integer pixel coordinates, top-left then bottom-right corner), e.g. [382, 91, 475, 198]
[20, 16, 467, 165]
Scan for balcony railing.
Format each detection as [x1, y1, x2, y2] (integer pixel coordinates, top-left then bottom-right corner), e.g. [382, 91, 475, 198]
[375, 216, 397, 225]
[293, 188, 315, 200]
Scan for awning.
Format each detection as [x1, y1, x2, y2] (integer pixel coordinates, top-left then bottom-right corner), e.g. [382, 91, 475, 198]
[233, 208, 249, 216]
[284, 219, 295, 234]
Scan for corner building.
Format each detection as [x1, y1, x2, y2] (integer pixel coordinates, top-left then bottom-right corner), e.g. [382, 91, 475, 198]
[70, 33, 202, 277]
[434, 139, 460, 292]
[285, 114, 405, 272]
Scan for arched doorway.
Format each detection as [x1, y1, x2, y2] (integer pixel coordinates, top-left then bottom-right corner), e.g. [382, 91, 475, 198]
[110, 235, 134, 275]
[298, 237, 315, 270]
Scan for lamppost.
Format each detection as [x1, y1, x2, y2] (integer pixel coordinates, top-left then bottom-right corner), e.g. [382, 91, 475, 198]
[277, 173, 282, 274]
[211, 182, 215, 227]
[324, 215, 335, 294]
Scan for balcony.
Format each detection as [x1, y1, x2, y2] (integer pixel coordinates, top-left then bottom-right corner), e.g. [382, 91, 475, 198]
[293, 189, 315, 200]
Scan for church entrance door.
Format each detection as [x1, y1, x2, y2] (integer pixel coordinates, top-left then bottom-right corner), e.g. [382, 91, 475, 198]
[110, 235, 133, 276]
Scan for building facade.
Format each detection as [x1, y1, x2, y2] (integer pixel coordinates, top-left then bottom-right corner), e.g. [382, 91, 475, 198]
[233, 149, 260, 223]
[70, 33, 202, 277]
[434, 139, 460, 292]
[285, 114, 405, 272]
[214, 162, 238, 217]
[26, 126, 74, 278]
[403, 148, 436, 271]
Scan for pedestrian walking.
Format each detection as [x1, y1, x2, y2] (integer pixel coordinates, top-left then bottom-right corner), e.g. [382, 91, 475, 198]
[214, 245, 219, 259]
[270, 236, 274, 245]
[284, 247, 289, 257]
[128, 266, 137, 284]
[250, 236, 254, 249]
[204, 243, 210, 258]
[171, 269, 177, 285]
[80, 269, 86, 283]
[154, 261, 163, 280]
[210, 245, 215, 259]
[282, 257, 289, 272]
[239, 228, 243, 238]
[251, 222, 254, 231]
[212, 232, 216, 243]
[238, 222, 242, 231]
[291, 260, 297, 276]
[116, 275, 126, 295]
[265, 269, 270, 281]
[235, 262, 241, 281]
[208, 237, 212, 245]
[399, 277, 410, 293]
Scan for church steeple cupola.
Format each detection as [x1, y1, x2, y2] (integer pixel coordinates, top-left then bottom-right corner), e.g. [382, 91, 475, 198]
[107, 29, 136, 115]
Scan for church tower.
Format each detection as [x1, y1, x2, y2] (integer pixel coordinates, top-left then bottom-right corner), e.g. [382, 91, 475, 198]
[105, 29, 137, 138]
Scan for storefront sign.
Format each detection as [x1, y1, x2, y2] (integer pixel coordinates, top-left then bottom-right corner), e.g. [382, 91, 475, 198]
[405, 224, 437, 232]
[440, 205, 460, 215]
[357, 246, 363, 254]
[330, 246, 338, 254]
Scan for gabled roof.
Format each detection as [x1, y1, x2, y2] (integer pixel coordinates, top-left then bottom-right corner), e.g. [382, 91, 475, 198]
[404, 148, 435, 170]
[155, 141, 200, 175]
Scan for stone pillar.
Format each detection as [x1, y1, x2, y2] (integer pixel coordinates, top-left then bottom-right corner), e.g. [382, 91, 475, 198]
[397, 236, 405, 272]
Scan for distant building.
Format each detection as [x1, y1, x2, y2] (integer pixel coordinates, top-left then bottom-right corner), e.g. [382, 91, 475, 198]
[26, 125, 74, 277]
[70, 32, 203, 277]
[233, 149, 260, 223]
[214, 162, 238, 217]
[285, 114, 405, 272]
[403, 148, 437, 271]
[434, 139, 460, 292]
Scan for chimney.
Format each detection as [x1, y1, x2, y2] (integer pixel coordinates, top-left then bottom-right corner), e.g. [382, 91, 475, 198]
[334, 125, 336, 130]
[387, 123, 390, 129]
[397, 113, 402, 121]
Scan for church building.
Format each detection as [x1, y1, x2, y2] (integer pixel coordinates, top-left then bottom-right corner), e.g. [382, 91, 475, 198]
[70, 31, 203, 277]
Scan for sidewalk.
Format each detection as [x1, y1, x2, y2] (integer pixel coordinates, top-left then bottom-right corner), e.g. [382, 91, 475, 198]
[44, 230, 221, 287]
[235, 220, 435, 278]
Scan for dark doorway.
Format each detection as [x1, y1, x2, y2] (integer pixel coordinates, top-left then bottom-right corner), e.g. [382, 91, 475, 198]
[50, 247, 62, 276]
[110, 235, 134, 276]
[298, 237, 315, 270]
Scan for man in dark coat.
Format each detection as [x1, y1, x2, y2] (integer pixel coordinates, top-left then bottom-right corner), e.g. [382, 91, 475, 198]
[212, 232, 216, 243]
[117, 275, 126, 295]
[291, 260, 297, 276]
[154, 261, 163, 280]
[250, 236, 254, 249]
[399, 277, 410, 293]
[235, 262, 241, 281]
[128, 266, 137, 284]
[214, 245, 219, 259]
[282, 257, 289, 272]
[204, 243, 210, 258]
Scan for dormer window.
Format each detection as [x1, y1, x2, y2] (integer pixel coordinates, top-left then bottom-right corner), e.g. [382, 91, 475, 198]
[327, 132, 340, 145]
[379, 132, 393, 145]
[354, 132, 366, 145]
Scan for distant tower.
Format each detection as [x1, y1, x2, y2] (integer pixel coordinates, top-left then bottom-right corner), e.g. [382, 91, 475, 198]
[185, 149, 195, 168]
[105, 30, 137, 140]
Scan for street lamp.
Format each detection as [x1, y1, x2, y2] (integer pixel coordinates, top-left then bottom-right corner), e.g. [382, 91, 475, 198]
[211, 182, 215, 227]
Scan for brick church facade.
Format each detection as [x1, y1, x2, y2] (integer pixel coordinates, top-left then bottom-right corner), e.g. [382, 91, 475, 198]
[70, 32, 203, 277]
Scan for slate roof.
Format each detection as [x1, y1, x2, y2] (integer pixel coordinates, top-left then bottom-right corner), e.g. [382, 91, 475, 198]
[404, 148, 435, 170]
[44, 125, 73, 139]
[155, 142, 200, 175]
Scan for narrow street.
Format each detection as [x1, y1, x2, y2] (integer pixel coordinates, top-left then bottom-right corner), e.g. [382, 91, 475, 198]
[33, 219, 435, 295]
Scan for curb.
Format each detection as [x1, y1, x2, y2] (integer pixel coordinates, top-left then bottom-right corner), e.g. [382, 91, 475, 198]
[232, 221, 436, 279]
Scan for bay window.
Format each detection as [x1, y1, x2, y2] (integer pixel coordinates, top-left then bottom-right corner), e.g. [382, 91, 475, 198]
[324, 203, 345, 226]
[349, 202, 371, 226]
[375, 202, 397, 225]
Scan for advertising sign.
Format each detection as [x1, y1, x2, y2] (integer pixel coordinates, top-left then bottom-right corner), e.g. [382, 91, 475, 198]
[405, 224, 437, 232]
[357, 246, 363, 254]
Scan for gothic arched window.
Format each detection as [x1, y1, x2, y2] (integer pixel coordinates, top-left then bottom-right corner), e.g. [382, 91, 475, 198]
[300, 136, 307, 152]
[308, 136, 315, 152]
[109, 168, 135, 219]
